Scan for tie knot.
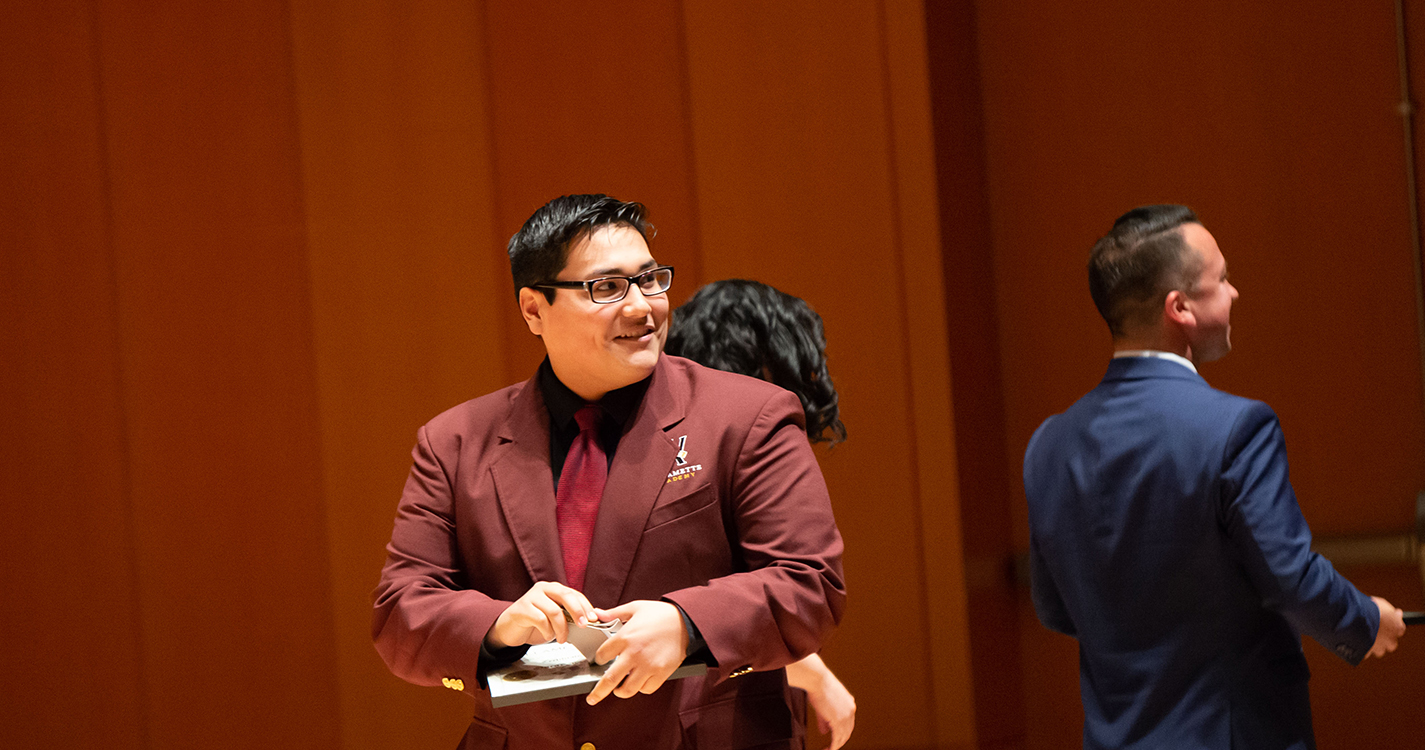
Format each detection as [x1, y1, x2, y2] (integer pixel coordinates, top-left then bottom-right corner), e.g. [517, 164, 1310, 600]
[574, 405, 602, 434]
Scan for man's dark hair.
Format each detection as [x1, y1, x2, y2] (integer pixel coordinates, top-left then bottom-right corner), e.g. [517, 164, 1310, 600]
[1088, 204, 1204, 337]
[508, 194, 654, 302]
[667, 279, 846, 445]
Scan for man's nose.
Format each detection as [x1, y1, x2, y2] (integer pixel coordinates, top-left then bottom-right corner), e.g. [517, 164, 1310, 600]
[621, 284, 653, 315]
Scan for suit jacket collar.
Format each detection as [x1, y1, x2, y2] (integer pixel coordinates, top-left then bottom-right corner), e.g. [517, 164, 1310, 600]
[1102, 354, 1207, 385]
[490, 356, 691, 606]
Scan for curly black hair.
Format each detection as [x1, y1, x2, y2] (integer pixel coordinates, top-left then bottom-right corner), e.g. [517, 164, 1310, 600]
[667, 279, 846, 444]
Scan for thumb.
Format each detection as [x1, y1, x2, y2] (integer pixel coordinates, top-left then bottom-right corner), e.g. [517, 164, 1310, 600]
[596, 603, 636, 622]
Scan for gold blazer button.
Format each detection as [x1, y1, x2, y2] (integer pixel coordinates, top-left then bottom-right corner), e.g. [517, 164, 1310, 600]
[441, 677, 464, 691]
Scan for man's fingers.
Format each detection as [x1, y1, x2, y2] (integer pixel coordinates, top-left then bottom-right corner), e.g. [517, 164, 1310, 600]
[636, 671, 667, 695]
[615, 668, 649, 698]
[532, 599, 569, 642]
[548, 587, 596, 625]
[598, 604, 629, 618]
[586, 655, 631, 705]
[593, 633, 625, 665]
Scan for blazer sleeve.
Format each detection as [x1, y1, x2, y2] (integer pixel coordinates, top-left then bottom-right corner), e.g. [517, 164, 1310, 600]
[371, 424, 515, 691]
[663, 390, 847, 682]
[1029, 539, 1075, 636]
[1218, 401, 1379, 664]
[1023, 417, 1076, 636]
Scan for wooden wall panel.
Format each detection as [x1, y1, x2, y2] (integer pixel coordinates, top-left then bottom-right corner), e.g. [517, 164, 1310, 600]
[682, 1, 974, 747]
[0, 3, 145, 747]
[923, 2, 1025, 748]
[971, 1, 1425, 747]
[289, 1, 504, 747]
[882, 4, 978, 749]
[94, 1, 340, 746]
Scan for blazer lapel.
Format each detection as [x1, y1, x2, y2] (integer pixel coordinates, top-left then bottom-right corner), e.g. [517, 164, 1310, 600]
[489, 375, 566, 586]
[582, 357, 689, 606]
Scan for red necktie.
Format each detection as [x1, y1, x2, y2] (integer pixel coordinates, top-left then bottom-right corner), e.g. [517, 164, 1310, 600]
[556, 405, 606, 591]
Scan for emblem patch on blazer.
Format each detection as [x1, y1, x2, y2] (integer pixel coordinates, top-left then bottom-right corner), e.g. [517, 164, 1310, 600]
[667, 435, 702, 483]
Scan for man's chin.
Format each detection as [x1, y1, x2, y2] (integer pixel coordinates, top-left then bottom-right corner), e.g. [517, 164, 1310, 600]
[628, 350, 660, 372]
[614, 349, 660, 380]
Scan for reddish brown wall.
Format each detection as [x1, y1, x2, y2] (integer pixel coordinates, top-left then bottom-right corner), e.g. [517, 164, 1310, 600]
[8, 2, 1424, 749]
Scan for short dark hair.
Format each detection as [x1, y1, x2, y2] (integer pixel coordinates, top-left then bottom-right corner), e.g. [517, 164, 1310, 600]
[1087, 204, 1204, 337]
[667, 280, 846, 444]
[508, 194, 654, 303]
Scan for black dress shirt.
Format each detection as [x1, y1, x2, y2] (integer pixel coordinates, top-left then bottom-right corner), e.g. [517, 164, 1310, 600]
[537, 358, 650, 489]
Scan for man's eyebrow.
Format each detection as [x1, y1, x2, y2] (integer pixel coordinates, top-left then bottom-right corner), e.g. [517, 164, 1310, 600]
[590, 259, 658, 276]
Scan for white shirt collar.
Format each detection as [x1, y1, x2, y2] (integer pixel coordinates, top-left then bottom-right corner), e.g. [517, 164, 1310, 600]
[1112, 349, 1198, 374]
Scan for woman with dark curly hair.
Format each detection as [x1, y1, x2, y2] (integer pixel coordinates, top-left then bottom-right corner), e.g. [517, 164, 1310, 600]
[667, 279, 846, 444]
[667, 279, 854, 750]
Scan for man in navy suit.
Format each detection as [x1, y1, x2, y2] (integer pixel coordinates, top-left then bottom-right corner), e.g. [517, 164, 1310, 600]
[1023, 204, 1406, 749]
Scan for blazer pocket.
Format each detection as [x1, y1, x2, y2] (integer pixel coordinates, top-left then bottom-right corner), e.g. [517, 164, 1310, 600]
[459, 713, 508, 749]
[646, 484, 716, 530]
[679, 690, 801, 750]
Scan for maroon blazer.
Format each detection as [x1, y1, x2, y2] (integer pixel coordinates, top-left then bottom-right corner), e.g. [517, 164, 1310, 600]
[372, 355, 846, 749]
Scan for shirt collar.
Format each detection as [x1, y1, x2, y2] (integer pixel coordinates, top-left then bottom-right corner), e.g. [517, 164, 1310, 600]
[537, 358, 651, 431]
[1112, 349, 1198, 374]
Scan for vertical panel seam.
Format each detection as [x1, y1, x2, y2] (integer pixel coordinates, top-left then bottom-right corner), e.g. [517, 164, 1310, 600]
[874, 0, 939, 742]
[477, 0, 523, 388]
[280, 0, 346, 743]
[88, 0, 152, 744]
[671, 0, 705, 289]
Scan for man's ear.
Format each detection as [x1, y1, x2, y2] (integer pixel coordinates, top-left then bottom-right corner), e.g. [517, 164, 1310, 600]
[518, 287, 546, 336]
[1164, 289, 1195, 328]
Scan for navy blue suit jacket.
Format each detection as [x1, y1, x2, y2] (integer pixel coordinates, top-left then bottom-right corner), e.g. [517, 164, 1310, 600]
[1023, 356, 1379, 750]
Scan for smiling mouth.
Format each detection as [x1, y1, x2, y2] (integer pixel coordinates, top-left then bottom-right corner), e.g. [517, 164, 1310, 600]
[615, 326, 655, 342]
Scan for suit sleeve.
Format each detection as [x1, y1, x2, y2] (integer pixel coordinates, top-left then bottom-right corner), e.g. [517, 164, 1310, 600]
[371, 425, 516, 691]
[663, 390, 847, 682]
[1218, 401, 1379, 664]
[1024, 418, 1076, 636]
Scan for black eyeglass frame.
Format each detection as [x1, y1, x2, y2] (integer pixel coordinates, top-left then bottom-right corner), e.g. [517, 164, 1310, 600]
[532, 265, 675, 304]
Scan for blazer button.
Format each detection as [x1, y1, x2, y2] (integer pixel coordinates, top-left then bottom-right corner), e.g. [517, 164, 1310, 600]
[1335, 644, 1355, 660]
[441, 677, 464, 691]
[580, 743, 596, 750]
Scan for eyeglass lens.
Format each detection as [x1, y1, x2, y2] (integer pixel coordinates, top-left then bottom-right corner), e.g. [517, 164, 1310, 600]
[590, 268, 672, 303]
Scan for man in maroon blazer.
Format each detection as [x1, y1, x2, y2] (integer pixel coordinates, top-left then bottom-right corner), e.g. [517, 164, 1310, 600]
[372, 194, 847, 749]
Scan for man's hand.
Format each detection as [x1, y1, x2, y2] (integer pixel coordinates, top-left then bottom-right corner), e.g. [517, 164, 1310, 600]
[586, 600, 690, 705]
[1368, 595, 1406, 658]
[786, 654, 856, 750]
[484, 581, 596, 650]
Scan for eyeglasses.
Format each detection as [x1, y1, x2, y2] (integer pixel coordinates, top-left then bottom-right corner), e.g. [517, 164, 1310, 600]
[534, 265, 675, 304]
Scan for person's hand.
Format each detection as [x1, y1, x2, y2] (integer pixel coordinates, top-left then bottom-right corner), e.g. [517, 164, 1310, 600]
[1369, 596, 1406, 658]
[586, 600, 689, 705]
[809, 671, 855, 749]
[484, 581, 596, 650]
[786, 654, 855, 750]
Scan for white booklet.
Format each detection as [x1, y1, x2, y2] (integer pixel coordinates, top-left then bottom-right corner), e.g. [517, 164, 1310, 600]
[486, 620, 707, 707]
